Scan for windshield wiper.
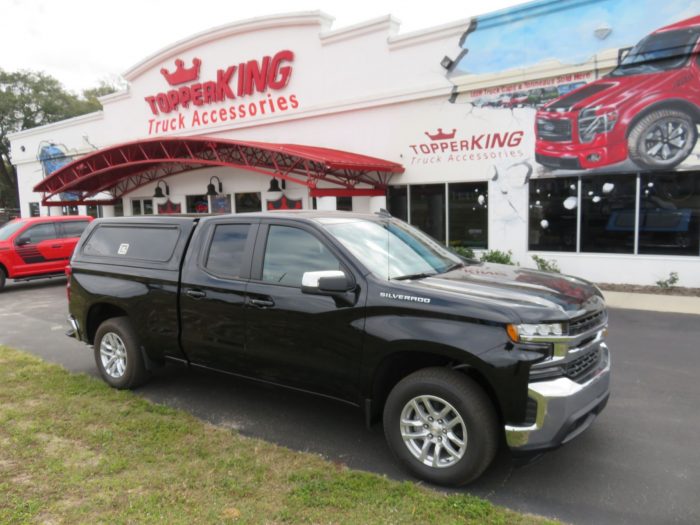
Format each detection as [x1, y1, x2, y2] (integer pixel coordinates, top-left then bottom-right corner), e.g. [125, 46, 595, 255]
[440, 262, 464, 274]
[392, 271, 438, 281]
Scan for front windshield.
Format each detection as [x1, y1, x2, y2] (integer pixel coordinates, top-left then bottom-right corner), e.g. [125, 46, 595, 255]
[0, 220, 24, 241]
[320, 217, 463, 280]
[610, 28, 699, 77]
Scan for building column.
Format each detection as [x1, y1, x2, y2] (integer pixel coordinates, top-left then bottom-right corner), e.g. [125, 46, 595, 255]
[316, 196, 337, 211]
[101, 205, 115, 218]
[368, 195, 387, 213]
[48, 206, 64, 216]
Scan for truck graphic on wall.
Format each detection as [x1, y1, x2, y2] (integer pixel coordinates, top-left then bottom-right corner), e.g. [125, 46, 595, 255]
[535, 15, 700, 171]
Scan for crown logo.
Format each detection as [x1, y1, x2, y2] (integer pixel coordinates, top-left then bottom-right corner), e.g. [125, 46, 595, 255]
[160, 58, 202, 86]
[425, 128, 457, 141]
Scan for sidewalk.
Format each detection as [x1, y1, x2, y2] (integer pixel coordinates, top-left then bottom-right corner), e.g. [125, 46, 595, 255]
[603, 290, 700, 315]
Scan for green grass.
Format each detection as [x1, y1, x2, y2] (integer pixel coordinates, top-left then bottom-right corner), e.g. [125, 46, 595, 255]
[0, 346, 558, 524]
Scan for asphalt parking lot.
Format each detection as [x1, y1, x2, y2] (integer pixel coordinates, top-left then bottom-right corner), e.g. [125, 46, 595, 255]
[1, 278, 699, 525]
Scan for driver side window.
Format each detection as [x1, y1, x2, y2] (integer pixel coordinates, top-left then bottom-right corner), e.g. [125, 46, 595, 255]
[262, 226, 340, 287]
[18, 223, 57, 244]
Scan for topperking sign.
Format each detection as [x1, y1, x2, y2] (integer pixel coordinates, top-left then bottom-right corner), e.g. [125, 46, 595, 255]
[144, 50, 299, 135]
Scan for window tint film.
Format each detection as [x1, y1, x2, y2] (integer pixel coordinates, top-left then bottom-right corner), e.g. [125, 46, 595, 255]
[580, 175, 636, 253]
[83, 225, 180, 261]
[638, 172, 700, 256]
[20, 223, 57, 244]
[449, 182, 488, 248]
[60, 221, 89, 238]
[387, 185, 408, 221]
[205, 224, 251, 278]
[529, 177, 578, 252]
[410, 184, 445, 242]
[262, 226, 340, 287]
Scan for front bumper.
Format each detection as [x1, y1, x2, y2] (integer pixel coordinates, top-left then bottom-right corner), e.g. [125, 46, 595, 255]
[505, 342, 610, 452]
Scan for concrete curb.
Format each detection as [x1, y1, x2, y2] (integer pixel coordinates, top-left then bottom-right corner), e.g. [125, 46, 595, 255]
[603, 291, 700, 316]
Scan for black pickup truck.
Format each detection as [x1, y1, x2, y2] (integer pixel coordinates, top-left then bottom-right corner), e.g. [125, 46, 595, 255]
[66, 211, 610, 486]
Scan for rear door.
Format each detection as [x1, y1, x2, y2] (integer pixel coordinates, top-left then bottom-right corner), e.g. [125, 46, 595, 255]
[243, 221, 366, 402]
[55, 220, 91, 261]
[179, 218, 259, 370]
[12, 222, 62, 277]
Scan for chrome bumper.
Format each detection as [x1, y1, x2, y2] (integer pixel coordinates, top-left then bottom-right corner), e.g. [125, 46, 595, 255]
[505, 343, 611, 451]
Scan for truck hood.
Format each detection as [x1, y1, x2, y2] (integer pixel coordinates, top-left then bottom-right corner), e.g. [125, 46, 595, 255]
[544, 71, 675, 112]
[400, 263, 604, 323]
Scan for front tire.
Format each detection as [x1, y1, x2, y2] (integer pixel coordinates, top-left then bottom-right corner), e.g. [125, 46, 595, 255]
[628, 109, 697, 170]
[94, 317, 150, 389]
[383, 367, 498, 486]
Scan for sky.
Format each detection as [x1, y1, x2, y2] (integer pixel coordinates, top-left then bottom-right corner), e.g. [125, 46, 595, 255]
[1, 0, 530, 93]
[457, 0, 700, 73]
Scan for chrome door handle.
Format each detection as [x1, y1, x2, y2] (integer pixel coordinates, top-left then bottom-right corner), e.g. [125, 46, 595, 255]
[249, 298, 275, 308]
[185, 289, 206, 299]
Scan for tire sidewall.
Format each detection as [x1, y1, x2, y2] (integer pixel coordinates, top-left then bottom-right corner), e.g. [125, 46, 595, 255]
[383, 372, 496, 486]
[628, 110, 697, 170]
[94, 317, 143, 389]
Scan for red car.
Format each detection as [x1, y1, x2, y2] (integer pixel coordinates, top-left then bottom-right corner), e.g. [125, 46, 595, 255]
[535, 15, 700, 171]
[0, 216, 93, 290]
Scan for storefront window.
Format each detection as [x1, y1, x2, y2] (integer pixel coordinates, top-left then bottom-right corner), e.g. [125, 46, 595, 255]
[114, 199, 124, 217]
[62, 205, 79, 216]
[337, 197, 352, 211]
[580, 175, 636, 253]
[186, 195, 209, 214]
[132, 199, 154, 216]
[235, 192, 261, 213]
[86, 205, 101, 218]
[387, 186, 408, 221]
[638, 172, 700, 256]
[410, 184, 445, 242]
[449, 182, 488, 248]
[529, 177, 578, 252]
[29, 202, 40, 217]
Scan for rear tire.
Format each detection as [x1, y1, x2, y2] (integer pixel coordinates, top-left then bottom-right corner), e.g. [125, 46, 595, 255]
[383, 367, 498, 486]
[628, 109, 697, 170]
[94, 317, 150, 389]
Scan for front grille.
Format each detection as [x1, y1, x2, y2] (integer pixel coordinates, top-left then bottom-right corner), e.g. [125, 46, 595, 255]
[536, 118, 572, 141]
[569, 310, 607, 336]
[565, 347, 600, 381]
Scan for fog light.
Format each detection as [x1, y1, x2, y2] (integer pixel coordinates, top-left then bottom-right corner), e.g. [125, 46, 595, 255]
[587, 153, 601, 162]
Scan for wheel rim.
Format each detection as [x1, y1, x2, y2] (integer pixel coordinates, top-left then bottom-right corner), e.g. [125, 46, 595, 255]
[643, 119, 692, 164]
[400, 395, 467, 469]
[99, 332, 127, 379]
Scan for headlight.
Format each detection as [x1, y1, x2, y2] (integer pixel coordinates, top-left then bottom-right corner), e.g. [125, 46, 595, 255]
[507, 322, 566, 342]
[578, 106, 618, 143]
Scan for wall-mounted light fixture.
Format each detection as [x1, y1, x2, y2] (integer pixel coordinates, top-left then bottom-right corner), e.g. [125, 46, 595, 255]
[153, 180, 170, 198]
[267, 178, 282, 193]
[206, 176, 223, 196]
[440, 55, 455, 70]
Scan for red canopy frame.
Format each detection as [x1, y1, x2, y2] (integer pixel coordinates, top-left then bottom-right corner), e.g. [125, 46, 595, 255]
[34, 136, 404, 206]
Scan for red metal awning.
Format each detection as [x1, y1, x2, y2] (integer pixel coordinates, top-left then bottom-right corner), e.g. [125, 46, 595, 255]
[34, 136, 404, 206]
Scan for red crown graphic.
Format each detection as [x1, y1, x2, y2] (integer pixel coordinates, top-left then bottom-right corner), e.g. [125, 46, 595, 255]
[425, 128, 457, 141]
[160, 58, 202, 86]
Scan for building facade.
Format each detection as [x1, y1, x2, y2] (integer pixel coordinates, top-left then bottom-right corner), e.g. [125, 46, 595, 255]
[9, 0, 700, 286]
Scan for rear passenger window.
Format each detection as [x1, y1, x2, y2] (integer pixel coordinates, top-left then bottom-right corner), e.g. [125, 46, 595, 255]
[83, 225, 180, 261]
[60, 221, 89, 238]
[205, 224, 251, 278]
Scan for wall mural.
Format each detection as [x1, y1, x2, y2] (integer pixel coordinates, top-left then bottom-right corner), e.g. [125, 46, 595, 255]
[37, 142, 79, 202]
[427, 0, 700, 253]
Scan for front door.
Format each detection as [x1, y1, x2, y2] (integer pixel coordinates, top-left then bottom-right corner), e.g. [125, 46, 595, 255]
[12, 222, 63, 277]
[244, 223, 366, 402]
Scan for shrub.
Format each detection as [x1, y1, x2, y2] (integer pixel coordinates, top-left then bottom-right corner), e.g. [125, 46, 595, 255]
[531, 255, 560, 273]
[480, 249, 517, 265]
[452, 246, 475, 260]
[656, 272, 679, 289]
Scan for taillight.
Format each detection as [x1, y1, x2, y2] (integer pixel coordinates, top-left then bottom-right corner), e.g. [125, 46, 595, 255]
[65, 265, 72, 301]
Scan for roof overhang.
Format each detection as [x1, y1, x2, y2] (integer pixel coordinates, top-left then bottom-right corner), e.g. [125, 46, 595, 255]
[33, 136, 404, 206]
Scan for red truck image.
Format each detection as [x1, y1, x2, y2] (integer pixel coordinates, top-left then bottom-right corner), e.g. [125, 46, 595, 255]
[535, 15, 700, 171]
